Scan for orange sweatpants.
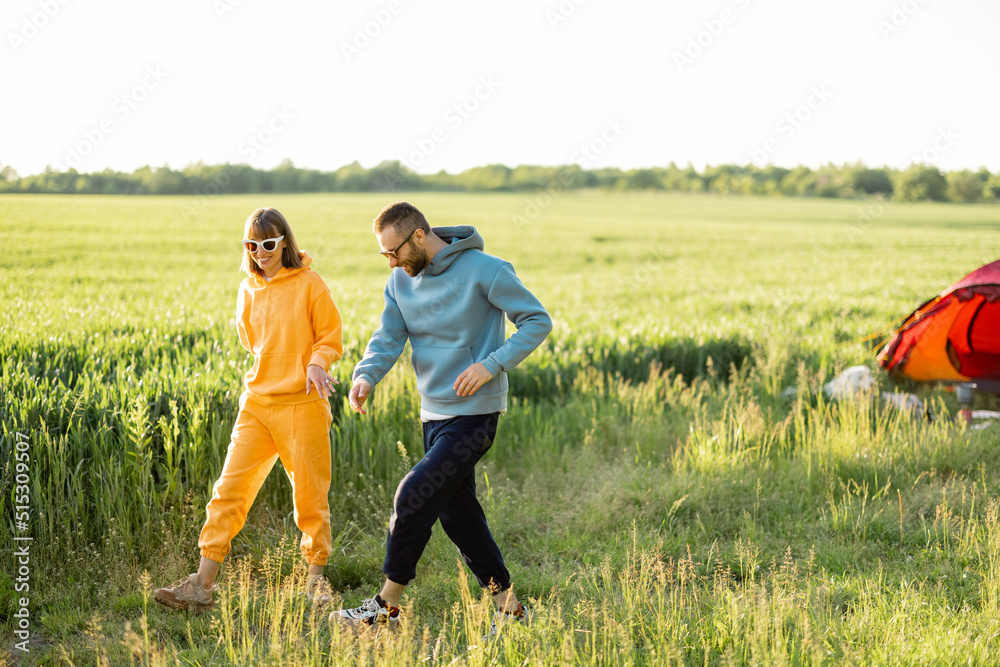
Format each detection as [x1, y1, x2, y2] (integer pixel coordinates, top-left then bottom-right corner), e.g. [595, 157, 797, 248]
[199, 394, 333, 566]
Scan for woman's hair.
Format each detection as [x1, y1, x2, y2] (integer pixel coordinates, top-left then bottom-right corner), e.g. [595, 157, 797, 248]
[241, 207, 304, 277]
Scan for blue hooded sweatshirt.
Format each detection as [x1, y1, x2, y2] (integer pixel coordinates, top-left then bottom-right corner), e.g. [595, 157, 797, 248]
[352, 226, 552, 416]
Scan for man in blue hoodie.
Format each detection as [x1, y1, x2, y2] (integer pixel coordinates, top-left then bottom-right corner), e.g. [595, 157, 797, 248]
[331, 201, 552, 631]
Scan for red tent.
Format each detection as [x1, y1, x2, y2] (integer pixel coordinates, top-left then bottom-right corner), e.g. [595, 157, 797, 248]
[877, 259, 1000, 382]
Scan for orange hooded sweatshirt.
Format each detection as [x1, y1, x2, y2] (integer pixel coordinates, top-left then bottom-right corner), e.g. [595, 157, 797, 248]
[237, 252, 343, 405]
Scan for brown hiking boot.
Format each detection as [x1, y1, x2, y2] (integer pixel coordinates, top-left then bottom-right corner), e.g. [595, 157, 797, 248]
[304, 575, 334, 606]
[153, 573, 216, 613]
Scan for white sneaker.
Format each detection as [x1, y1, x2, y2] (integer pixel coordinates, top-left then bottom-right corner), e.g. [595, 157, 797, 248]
[489, 602, 527, 638]
[329, 595, 400, 630]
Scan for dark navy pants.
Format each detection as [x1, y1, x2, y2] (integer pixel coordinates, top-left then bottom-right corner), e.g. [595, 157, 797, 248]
[383, 412, 511, 592]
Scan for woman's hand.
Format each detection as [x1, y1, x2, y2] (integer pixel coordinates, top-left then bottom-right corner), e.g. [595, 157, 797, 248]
[306, 364, 339, 399]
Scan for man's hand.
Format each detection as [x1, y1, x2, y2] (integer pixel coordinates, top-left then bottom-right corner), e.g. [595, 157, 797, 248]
[454, 362, 494, 397]
[349, 379, 372, 414]
[305, 364, 339, 399]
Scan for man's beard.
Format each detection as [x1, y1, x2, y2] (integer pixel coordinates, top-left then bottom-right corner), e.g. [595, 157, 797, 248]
[401, 246, 429, 276]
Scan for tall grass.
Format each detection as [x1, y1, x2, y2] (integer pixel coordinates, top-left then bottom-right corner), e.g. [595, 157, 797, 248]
[3, 192, 1000, 664]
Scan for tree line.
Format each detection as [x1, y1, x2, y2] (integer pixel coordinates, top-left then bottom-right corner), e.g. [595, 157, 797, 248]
[1, 159, 997, 203]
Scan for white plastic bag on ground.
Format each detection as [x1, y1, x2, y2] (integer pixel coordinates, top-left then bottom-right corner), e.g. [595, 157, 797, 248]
[823, 366, 875, 399]
[881, 392, 924, 412]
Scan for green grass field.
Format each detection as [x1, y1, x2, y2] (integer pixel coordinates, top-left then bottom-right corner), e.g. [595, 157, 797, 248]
[2, 191, 1000, 665]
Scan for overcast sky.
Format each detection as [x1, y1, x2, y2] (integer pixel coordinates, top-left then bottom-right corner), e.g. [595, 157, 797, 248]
[4, 0, 998, 177]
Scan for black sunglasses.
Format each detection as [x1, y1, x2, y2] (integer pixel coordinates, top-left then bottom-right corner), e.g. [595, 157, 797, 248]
[380, 229, 416, 259]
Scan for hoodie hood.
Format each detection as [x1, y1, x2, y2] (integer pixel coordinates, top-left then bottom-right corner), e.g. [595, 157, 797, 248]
[236, 249, 343, 405]
[249, 251, 313, 286]
[423, 226, 483, 277]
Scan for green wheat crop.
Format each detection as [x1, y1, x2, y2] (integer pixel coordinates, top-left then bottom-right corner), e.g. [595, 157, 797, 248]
[2, 191, 999, 665]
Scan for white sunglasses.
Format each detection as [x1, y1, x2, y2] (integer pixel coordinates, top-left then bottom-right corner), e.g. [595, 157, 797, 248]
[243, 235, 284, 252]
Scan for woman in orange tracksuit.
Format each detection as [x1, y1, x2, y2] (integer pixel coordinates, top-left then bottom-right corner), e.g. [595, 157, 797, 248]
[155, 207, 343, 611]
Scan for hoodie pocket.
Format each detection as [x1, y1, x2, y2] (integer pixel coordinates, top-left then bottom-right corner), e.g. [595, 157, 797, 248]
[410, 346, 475, 401]
[245, 353, 307, 396]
